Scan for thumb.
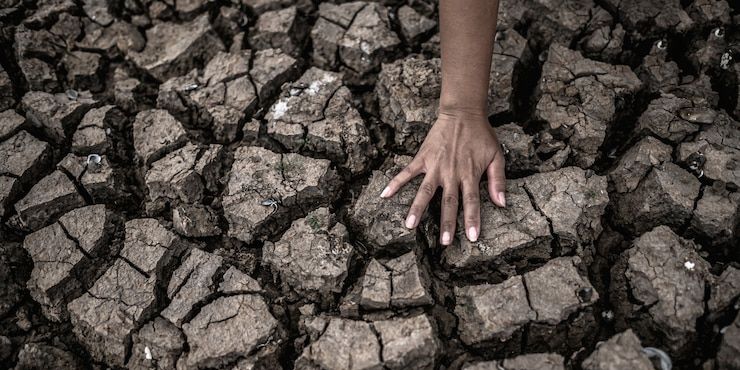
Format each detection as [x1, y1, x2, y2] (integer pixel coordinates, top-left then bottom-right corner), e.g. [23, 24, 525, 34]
[486, 150, 506, 207]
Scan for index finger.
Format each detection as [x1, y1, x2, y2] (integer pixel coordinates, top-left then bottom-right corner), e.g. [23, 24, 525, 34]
[381, 160, 423, 198]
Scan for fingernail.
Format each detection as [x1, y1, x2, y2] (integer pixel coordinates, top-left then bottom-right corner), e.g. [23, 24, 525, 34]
[498, 192, 506, 207]
[405, 215, 416, 229]
[442, 231, 451, 245]
[380, 186, 390, 198]
[468, 227, 478, 242]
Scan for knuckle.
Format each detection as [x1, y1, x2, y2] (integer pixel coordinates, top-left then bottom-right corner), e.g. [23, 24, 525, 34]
[463, 192, 479, 204]
[409, 205, 425, 216]
[441, 221, 455, 232]
[465, 216, 479, 225]
[419, 182, 436, 197]
[442, 194, 458, 207]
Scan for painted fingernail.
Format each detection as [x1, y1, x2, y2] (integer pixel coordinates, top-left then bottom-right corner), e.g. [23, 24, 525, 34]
[442, 231, 451, 245]
[380, 186, 390, 198]
[405, 215, 416, 229]
[468, 227, 478, 242]
[498, 192, 506, 207]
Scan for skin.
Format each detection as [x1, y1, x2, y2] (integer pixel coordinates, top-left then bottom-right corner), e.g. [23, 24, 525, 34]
[380, 0, 505, 246]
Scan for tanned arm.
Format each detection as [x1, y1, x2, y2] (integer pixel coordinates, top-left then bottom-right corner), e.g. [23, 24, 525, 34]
[381, 0, 506, 246]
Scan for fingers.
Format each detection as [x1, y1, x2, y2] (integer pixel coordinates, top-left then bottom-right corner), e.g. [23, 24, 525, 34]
[461, 180, 481, 242]
[381, 160, 422, 198]
[439, 184, 459, 246]
[406, 175, 437, 229]
[486, 149, 507, 208]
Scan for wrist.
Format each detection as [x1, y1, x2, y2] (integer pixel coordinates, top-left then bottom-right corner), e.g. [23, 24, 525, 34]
[438, 100, 488, 119]
[437, 104, 489, 121]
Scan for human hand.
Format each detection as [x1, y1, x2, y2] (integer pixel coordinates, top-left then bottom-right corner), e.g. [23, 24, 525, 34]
[380, 110, 507, 246]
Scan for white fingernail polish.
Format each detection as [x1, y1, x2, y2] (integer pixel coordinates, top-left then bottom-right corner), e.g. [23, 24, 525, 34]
[468, 227, 478, 242]
[405, 215, 416, 229]
[380, 186, 390, 198]
[442, 232, 451, 244]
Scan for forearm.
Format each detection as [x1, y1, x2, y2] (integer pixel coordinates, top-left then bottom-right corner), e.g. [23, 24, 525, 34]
[438, 0, 499, 116]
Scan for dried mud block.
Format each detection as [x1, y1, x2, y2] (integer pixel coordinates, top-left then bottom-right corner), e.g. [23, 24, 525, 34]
[14, 170, 86, 231]
[496, 123, 541, 174]
[359, 251, 433, 310]
[133, 109, 188, 165]
[0, 67, 16, 111]
[242, 0, 310, 14]
[687, 0, 731, 26]
[535, 44, 641, 167]
[608, 136, 673, 194]
[263, 207, 354, 303]
[23, 204, 117, 321]
[375, 56, 439, 150]
[250, 48, 301, 101]
[0, 130, 51, 213]
[378, 32, 528, 151]
[373, 314, 440, 370]
[61, 51, 104, 92]
[128, 317, 185, 370]
[218, 266, 262, 294]
[113, 69, 149, 113]
[455, 275, 535, 347]
[68, 259, 158, 366]
[249, 6, 307, 56]
[524, 0, 594, 48]
[690, 184, 739, 246]
[601, 0, 693, 38]
[21, 90, 98, 143]
[522, 167, 608, 248]
[613, 162, 700, 234]
[455, 257, 598, 350]
[119, 218, 189, 277]
[223, 146, 340, 243]
[157, 49, 298, 127]
[297, 315, 439, 370]
[636, 94, 709, 143]
[610, 226, 712, 355]
[489, 29, 530, 117]
[15, 343, 82, 369]
[442, 181, 551, 275]
[717, 313, 740, 370]
[708, 267, 740, 315]
[397, 5, 436, 44]
[179, 293, 279, 369]
[82, 0, 113, 26]
[57, 153, 123, 202]
[463, 353, 565, 370]
[637, 42, 681, 94]
[71, 105, 124, 154]
[296, 317, 381, 370]
[523, 256, 599, 351]
[145, 142, 223, 204]
[0, 110, 25, 140]
[161, 248, 223, 327]
[172, 204, 222, 237]
[14, 26, 63, 91]
[78, 21, 146, 59]
[578, 8, 625, 62]
[66, 217, 187, 368]
[677, 111, 740, 187]
[128, 14, 224, 81]
[311, 1, 401, 82]
[266, 67, 375, 174]
[581, 329, 654, 370]
[349, 155, 422, 253]
[18, 57, 59, 92]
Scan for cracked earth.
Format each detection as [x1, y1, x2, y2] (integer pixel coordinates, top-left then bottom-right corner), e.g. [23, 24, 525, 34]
[0, 0, 739, 369]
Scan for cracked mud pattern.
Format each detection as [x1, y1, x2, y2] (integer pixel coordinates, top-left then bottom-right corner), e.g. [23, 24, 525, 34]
[0, 0, 739, 369]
